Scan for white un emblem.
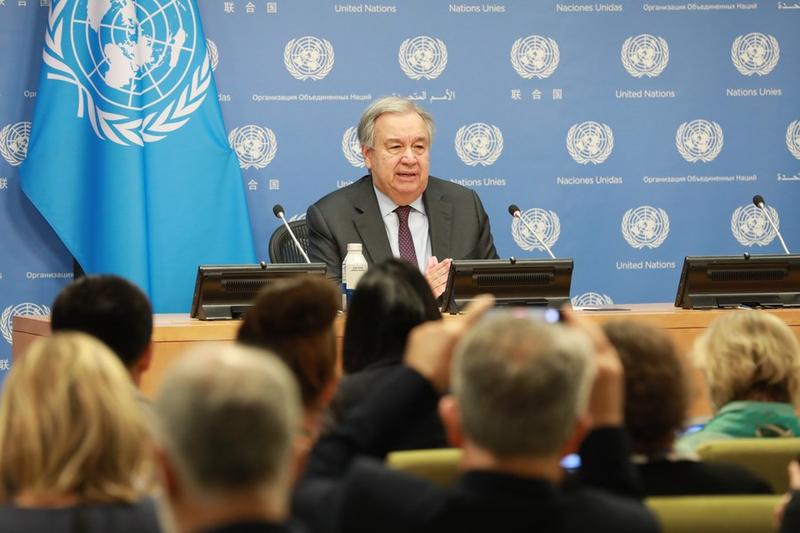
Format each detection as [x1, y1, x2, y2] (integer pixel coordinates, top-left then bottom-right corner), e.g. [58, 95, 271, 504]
[676, 119, 723, 163]
[341, 126, 364, 168]
[571, 292, 614, 308]
[398, 36, 448, 80]
[622, 206, 670, 249]
[511, 208, 561, 253]
[1, 303, 51, 345]
[0, 121, 31, 167]
[731, 33, 779, 76]
[454, 123, 504, 167]
[731, 204, 779, 247]
[621, 34, 669, 78]
[42, 0, 211, 146]
[206, 38, 219, 71]
[787, 120, 800, 160]
[567, 121, 614, 165]
[228, 125, 277, 169]
[510, 35, 560, 79]
[284, 36, 335, 81]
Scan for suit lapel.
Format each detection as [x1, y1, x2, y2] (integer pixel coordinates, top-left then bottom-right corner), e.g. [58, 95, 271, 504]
[425, 179, 453, 260]
[352, 177, 393, 265]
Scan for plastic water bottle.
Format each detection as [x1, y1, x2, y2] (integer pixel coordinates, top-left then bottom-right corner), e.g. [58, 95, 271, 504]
[342, 243, 368, 310]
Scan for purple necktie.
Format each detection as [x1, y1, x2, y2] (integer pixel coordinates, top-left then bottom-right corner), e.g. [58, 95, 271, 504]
[395, 205, 418, 266]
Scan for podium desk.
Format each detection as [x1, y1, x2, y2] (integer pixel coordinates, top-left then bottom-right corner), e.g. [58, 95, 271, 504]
[13, 305, 800, 419]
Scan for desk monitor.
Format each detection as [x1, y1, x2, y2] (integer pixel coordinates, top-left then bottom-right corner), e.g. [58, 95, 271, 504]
[190, 263, 327, 320]
[441, 258, 573, 314]
[674, 254, 800, 309]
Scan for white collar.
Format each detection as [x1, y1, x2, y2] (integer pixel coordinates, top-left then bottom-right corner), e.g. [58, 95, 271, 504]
[372, 183, 426, 218]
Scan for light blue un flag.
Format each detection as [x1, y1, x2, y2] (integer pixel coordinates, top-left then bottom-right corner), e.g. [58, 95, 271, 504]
[20, 0, 255, 312]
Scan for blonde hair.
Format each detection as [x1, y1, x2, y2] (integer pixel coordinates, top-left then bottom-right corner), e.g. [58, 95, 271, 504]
[0, 332, 152, 503]
[693, 311, 800, 409]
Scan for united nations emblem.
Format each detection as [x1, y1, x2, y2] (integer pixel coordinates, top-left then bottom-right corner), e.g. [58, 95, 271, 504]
[510, 35, 560, 79]
[731, 33, 779, 76]
[621, 34, 669, 78]
[42, 0, 212, 146]
[283, 36, 335, 81]
[621, 206, 670, 249]
[454, 123, 503, 167]
[511, 208, 561, 252]
[1, 302, 51, 345]
[206, 38, 219, 72]
[0, 121, 31, 167]
[731, 204, 779, 247]
[566, 121, 614, 165]
[228, 125, 277, 169]
[398, 36, 448, 80]
[571, 292, 614, 308]
[787, 120, 800, 160]
[341, 126, 364, 168]
[676, 120, 723, 163]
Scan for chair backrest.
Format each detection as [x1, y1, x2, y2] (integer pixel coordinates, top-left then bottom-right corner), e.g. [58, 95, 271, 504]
[646, 495, 782, 533]
[386, 448, 461, 486]
[696, 438, 800, 493]
[268, 219, 309, 264]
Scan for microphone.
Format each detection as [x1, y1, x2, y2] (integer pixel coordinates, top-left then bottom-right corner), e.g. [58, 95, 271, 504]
[272, 204, 311, 263]
[507, 204, 556, 259]
[751, 194, 790, 255]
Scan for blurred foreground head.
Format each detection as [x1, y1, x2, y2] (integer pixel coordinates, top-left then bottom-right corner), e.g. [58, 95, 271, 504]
[0, 332, 152, 503]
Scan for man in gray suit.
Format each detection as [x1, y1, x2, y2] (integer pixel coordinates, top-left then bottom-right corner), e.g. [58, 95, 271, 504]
[307, 96, 498, 297]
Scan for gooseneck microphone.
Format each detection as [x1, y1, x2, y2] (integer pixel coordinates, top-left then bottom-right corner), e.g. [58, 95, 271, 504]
[507, 204, 556, 259]
[272, 204, 312, 263]
[752, 194, 791, 254]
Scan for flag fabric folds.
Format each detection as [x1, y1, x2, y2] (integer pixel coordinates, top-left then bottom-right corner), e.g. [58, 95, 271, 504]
[20, 0, 255, 312]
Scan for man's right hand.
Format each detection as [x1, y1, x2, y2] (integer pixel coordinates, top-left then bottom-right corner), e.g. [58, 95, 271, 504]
[425, 256, 452, 299]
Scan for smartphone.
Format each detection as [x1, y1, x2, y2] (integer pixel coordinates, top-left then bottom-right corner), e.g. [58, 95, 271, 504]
[493, 307, 563, 324]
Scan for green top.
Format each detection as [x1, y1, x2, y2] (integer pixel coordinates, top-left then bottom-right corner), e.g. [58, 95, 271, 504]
[676, 401, 800, 455]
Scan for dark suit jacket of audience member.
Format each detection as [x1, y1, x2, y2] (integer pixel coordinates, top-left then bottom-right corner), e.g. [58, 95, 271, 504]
[295, 367, 659, 533]
[328, 358, 447, 451]
[0, 498, 161, 533]
[200, 520, 308, 533]
[636, 459, 773, 496]
[307, 175, 498, 282]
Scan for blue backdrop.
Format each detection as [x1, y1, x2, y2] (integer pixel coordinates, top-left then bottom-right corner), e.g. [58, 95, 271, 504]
[2, 0, 799, 380]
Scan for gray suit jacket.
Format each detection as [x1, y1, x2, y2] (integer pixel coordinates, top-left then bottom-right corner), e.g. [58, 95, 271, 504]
[307, 175, 498, 282]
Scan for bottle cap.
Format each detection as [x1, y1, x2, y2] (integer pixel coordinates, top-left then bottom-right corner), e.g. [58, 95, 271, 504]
[347, 243, 363, 252]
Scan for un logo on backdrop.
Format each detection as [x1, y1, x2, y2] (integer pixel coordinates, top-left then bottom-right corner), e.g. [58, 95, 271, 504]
[676, 120, 723, 162]
[341, 127, 364, 168]
[566, 122, 614, 165]
[284, 36, 335, 81]
[0, 121, 31, 167]
[621, 34, 669, 78]
[511, 208, 561, 252]
[455, 123, 503, 166]
[731, 204, 779, 247]
[206, 38, 219, 71]
[398, 36, 448, 80]
[510, 35, 560, 79]
[731, 33, 779, 76]
[42, 0, 211, 146]
[228, 125, 277, 169]
[787, 120, 800, 160]
[1, 303, 51, 345]
[622, 206, 670, 249]
[571, 292, 614, 307]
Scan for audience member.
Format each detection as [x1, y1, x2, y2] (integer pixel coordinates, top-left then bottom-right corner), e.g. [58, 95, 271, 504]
[677, 310, 800, 453]
[153, 344, 304, 533]
[237, 276, 340, 441]
[51, 274, 153, 388]
[603, 320, 772, 495]
[331, 258, 444, 449]
[0, 333, 160, 533]
[294, 298, 658, 533]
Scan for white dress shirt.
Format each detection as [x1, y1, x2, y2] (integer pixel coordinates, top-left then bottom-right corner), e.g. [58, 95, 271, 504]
[373, 185, 432, 273]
